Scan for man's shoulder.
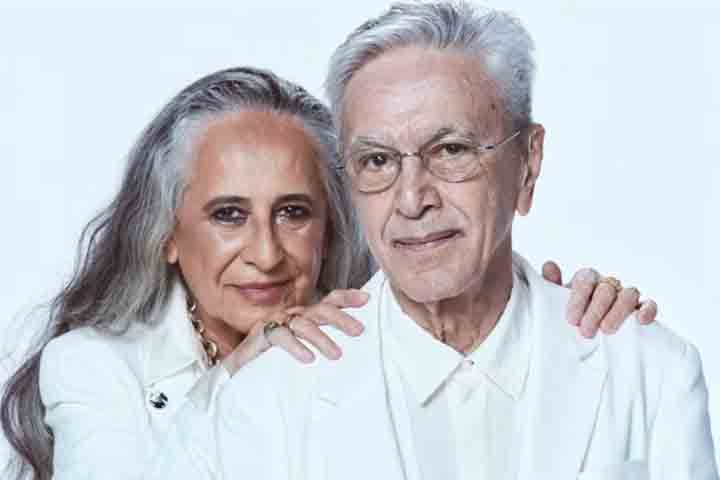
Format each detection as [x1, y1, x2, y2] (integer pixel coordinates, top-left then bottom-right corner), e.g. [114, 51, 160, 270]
[520, 257, 695, 375]
[601, 318, 695, 373]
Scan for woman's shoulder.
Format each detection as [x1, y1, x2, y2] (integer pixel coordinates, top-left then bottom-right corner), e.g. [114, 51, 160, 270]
[39, 323, 153, 399]
[43, 322, 150, 364]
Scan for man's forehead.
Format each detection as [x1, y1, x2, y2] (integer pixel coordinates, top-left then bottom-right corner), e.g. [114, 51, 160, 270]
[341, 46, 505, 146]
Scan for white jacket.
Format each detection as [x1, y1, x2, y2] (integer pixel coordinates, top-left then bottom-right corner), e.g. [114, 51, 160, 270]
[39, 283, 229, 479]
[150, 256, 718, 480]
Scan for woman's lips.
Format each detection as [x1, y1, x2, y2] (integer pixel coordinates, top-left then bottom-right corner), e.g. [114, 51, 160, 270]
[232, 281, 291, 305]
[392, 230, 460, 251]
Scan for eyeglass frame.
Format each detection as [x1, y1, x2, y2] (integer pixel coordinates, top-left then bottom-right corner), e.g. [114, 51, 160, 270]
[338, 128, 523, 194]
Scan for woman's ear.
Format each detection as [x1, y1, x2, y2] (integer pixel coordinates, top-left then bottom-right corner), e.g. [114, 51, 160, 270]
[166, 236, 179, 264]
[516, 123, 545, 216]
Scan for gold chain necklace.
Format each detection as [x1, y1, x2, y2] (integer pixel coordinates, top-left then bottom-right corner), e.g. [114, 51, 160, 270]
[186, 298, 219, 367]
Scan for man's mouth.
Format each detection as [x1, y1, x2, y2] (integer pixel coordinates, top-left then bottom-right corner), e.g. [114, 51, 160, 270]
[392, 230, 461, 251]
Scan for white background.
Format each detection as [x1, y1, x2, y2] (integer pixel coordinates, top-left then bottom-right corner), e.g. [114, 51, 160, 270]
[1, 0, 718, 468]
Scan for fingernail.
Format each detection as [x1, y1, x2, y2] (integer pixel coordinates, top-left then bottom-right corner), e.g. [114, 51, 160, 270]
[578, 269, 596, 283]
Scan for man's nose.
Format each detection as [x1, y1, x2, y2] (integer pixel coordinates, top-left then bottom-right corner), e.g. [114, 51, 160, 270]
[394, 156, 441, 219]
[241, 220, 286, 272]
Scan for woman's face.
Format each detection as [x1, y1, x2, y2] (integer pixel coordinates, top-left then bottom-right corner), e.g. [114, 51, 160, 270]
[167, 110, 328, 346]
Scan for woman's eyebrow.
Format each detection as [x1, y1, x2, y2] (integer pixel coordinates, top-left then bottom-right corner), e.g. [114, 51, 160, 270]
[273, 193, 315, 206]
[202, 195, 249, 213]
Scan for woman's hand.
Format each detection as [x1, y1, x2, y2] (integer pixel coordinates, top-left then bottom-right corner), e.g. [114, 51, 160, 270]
[222, 289, 368, 376]
[542, 260, 659, 338]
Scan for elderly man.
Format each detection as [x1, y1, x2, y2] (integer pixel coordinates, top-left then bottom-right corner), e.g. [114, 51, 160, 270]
[154, 2, 718, 479]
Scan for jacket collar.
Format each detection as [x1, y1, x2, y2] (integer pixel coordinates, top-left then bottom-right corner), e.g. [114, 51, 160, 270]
[144, 282, 207, 387]
[315, 270, 388, 408]
[515, 254, 608, 479]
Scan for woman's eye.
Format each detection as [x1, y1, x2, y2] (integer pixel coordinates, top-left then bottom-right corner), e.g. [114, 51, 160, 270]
[211, 206, 247, 224]
[276, 205, 311, 226]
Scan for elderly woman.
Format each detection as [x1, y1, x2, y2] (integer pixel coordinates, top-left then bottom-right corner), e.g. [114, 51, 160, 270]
[1, 67, 654, 480]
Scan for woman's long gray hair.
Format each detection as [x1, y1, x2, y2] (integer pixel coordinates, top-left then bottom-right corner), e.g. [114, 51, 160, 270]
[1, 66, 372, 480]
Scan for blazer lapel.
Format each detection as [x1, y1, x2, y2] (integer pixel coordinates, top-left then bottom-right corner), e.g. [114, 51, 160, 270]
[308, 272, 408, 480]
[519, 262, 608, 479]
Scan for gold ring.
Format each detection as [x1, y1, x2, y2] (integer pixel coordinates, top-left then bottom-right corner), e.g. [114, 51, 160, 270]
[286, 314, 300, 335]
[262, 320, 283, 340]
[599, 276, 622, 292]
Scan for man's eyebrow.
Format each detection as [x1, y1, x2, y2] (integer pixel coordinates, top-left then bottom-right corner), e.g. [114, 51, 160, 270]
[348, 126, 477, 153]
[347, 136, 395, 152]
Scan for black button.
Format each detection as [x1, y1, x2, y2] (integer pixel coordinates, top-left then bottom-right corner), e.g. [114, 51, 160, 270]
[149, 391, 169, 409]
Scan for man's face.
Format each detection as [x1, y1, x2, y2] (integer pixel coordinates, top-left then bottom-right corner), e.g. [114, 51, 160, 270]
[342, 46, 543, 303]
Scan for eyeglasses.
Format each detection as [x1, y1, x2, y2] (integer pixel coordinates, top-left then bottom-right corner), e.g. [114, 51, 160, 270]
[343, 129, 522, 194]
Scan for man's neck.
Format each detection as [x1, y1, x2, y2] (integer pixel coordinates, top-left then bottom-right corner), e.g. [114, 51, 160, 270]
[391, 248, 514, 355]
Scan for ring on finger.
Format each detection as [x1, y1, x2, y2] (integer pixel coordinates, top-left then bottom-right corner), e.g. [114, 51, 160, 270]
[263, 320, 283, 341]
[599, 276, 622, 292]
[286, 314, 300, 335]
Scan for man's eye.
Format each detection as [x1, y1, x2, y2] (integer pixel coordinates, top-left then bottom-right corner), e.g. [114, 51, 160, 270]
[435, 142, 472, 157]
[212, 206, 247, 224]
[359, 153, 391, 171]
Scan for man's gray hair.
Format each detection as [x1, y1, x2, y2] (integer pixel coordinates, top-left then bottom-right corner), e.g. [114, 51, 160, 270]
[325, 1, 535, 143]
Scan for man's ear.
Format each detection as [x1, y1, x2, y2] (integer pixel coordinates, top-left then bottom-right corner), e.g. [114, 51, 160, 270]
[516, 123, 545, 216]
[166, 235, 179, 264]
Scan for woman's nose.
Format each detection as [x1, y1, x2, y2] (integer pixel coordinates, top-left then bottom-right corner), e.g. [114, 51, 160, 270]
[240, 221, 286, 272]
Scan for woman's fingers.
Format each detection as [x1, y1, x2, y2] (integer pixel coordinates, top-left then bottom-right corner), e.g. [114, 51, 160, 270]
[636, 299, 658, 324]
[287, 315, 342, 360]
[222, 315, 317, 376]
[579, 281, 617, 338]
[263, 320, 315, 363]
[566, 268, 600, 327]
[224, 290, 370, 376]
[541, 260, 563, 285]
[286, 289, 367, 336]
[320, 289, 370, 308]
[598, 287, 640, 334]
[222, 321, 274, 376]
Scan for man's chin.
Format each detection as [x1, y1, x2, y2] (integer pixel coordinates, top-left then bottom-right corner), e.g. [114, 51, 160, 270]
[390, 272, 465, 305]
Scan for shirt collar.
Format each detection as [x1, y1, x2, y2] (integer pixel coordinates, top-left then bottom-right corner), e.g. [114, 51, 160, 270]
[145, 282, 208, 386]
[466, 267, 531, 400]
[382, 261, 531, 405]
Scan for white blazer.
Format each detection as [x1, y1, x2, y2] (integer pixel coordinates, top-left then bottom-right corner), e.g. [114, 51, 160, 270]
[39, 283, 228, 479]
[150, 256, 719, 480]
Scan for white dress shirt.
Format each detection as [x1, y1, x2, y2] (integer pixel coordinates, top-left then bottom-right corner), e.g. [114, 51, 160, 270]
[381, 267, 531, 480]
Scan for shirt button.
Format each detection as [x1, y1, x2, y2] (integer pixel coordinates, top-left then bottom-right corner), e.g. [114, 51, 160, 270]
[460, 358, 474, 370]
